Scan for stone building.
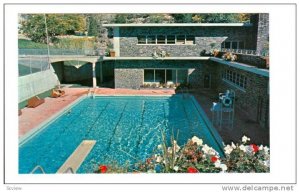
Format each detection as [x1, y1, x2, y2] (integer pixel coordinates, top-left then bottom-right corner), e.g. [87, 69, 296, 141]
[96, 14, 270, 129]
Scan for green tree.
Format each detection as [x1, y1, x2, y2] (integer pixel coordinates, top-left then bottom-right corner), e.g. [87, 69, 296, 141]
[21, 14, 86, 43]
[87, 16, 99, 36]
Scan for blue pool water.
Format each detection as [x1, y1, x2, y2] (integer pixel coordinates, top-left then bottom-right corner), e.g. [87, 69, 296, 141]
[19, 95, 223, 173]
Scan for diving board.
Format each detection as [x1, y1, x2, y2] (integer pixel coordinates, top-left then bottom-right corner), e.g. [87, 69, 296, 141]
[57, 140, 96, 173]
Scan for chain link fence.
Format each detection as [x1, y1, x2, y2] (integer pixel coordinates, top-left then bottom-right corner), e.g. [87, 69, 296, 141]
[18, 49, 98, 76]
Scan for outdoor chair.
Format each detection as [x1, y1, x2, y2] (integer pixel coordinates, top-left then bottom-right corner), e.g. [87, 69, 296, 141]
[27, 96, 45, 108]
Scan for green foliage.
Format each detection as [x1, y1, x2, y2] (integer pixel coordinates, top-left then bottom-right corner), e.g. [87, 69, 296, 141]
[199, 13, 240, 23]
[87, 16, 99, 36]
[21, 14, 86, 43]
[18, 39, 48, 49]
[171, 14, 193, 23]
[114, 14, 128, 23]
[53, 37, 96, 49]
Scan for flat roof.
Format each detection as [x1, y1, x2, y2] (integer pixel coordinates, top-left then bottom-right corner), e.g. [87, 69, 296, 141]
[210, 57, 269, 77]
[102, 23, 253, 27]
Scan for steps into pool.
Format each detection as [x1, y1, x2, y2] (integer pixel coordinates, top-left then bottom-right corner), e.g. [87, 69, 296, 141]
[57, 140, 96, 173]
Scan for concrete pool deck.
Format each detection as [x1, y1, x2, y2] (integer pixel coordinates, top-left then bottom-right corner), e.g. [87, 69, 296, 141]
[19, 87, 269, 146]
[18, 88, 175, 137]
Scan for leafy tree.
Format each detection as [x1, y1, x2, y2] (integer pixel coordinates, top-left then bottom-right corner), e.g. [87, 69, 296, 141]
[21, 14, 86, 43]
[171, 14, 193, 23]
[87, 16, 99, 36]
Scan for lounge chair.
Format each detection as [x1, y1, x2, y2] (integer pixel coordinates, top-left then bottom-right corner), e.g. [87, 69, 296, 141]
[27, 96, 45, 108]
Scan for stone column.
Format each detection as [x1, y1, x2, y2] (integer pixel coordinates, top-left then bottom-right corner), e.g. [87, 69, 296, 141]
[92, 62, 97, 88]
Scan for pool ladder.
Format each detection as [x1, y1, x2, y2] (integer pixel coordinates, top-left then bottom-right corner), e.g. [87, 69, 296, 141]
[30, 165, 75, 174]
[87, 88, 96, 99]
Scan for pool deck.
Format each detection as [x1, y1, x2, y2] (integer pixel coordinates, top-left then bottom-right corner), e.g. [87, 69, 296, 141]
[19, 87, 269, 146]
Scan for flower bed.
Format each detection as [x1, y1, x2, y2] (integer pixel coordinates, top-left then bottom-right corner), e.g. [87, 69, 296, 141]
[94, 136, 270, 173]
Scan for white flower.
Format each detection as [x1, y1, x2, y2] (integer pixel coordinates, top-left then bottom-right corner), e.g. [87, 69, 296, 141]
[202, 144, 216, 155]
[239, 144, 246, 152]
[147, 169, 156, 173]
[224, 145, 233, 155]
[263, 146, 269, 153]
[173, 166, 179, 172]
[242, 135, 250, 143]
[156, 156, 163, 163]
[231, 142, 237, 149]
[220, 164, 228, 172]
[157, 144, 162, 150]
[192, 136, 203, 146]
[167, 147, 172, 154]
[214, 160, 221, 168]
[263, 160, 270, 167]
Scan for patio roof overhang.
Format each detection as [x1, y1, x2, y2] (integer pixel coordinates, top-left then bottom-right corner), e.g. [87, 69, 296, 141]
[210, 57, 269, 77]
[102, 56, 269, 77]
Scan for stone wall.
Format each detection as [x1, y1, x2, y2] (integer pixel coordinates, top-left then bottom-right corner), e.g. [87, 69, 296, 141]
[113, 60, 211, 89]
[219, 52, 268, 69]
[119, 26, 254, 57]
[211, 62, 269, 129]
[256, 14, 269, 55]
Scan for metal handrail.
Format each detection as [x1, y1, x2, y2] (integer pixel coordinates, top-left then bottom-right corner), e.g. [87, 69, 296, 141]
[30, 165, 46, 174]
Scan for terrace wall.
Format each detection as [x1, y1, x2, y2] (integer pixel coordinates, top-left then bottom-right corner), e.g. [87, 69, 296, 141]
[18, 67, 59, 102]
[211, 62, 269, 129]
[118, 26, 255, 57]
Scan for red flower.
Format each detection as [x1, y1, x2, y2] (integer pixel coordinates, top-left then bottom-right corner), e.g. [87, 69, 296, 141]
[211, 156, 218, 163]
[99, 165, 107, 173]
[187, 167, 198, 173]
[250, 144, 259, 153]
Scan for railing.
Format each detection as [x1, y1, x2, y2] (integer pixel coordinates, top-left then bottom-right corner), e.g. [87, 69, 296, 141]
[18, 55, 50, 76]
[221, 48, 257, 55]
[220, 48, 269, 56]
[19, 48, 97, 56]
[30, 165, 46, 174]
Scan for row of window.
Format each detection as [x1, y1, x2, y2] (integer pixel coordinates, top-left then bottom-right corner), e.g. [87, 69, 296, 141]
[144, 69, 188, 84]
[221, 41, 245, 49]
[222, 69, 247, 90]
[138, 35, 195, 45]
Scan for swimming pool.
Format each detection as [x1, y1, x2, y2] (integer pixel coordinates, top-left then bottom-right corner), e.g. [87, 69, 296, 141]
[19, 95, 224, 173]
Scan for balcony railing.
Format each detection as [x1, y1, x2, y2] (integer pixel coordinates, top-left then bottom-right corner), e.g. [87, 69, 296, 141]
[220, 48, 269, 56]
[18, 49, 98, 56]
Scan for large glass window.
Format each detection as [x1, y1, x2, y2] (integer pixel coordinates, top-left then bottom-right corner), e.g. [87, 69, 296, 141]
[144, 69, 155, 82]
[225, 42, 231, 49]
[167, 35, 175, 44]
[144, 69, 189, 85]
[223, 70, 247, 90]
[231, 42, 238, 49]
[239, 42, 245, 49]
[166, 69, 177, 84]
[155, 70, 165, 83]
[176, 35, 185, 45]
[147, 35, 156, 44]
[157, 35, 166, 44]
[186, 35, 195, 45]
[137, 35, 146, 44]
